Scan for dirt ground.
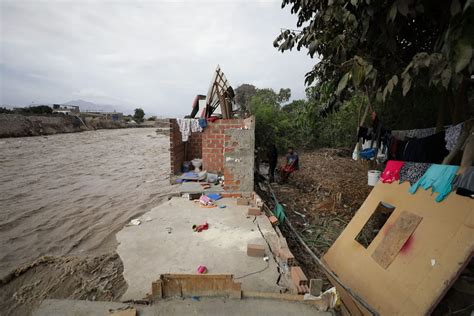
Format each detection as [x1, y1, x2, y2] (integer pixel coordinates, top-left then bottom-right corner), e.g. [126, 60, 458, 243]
[257, 148, 373, 288]
[0, 253, 126, 316]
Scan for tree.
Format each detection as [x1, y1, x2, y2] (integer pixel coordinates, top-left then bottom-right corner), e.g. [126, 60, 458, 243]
[274, 0, 474, 125]
[234, 84, 257, 112]
[133, 108, 145, 123]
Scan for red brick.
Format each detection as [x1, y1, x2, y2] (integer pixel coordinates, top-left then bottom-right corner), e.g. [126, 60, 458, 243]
[278, 247, 296, 266]
[268, 216, 279, 226]
[290, 266, 308, 286]
[247, 244, 265, 257]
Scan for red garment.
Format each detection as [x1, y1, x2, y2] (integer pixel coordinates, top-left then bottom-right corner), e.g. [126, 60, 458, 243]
[283, 164, 296, 173]
[193, 222, 209, 232]
[380, 160, 405, 183]
[206, 116, 219, 123]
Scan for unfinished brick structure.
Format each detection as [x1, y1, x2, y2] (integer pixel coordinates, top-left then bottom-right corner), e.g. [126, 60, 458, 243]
[169, 117, 255, 193]
[169, 119, 202, 174]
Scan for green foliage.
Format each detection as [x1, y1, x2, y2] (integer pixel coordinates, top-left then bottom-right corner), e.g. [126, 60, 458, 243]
[14, 105, 53, 115]
[147, 116, 157, 121]
[0, 107, 13, 114]
[133, 108, 145, 123]
[247, 87, 304, 153]
[234, 84, 257, 113]
[274, 0, 473, 119]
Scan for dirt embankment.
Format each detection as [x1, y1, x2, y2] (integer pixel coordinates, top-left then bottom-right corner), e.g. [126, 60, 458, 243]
[0, 253, 126, 316]
[0, 114, 126, 138]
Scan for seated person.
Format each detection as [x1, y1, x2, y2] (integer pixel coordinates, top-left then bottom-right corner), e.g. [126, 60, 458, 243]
[279, 147, 299, 183]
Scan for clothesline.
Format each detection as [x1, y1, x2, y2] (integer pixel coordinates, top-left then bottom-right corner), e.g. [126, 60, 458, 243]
[380, 161, 473, 202]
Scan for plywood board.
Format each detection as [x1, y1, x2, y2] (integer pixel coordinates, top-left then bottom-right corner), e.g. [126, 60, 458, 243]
[322, 181, 474, 315]
[371, 211, 422, 269]
[152, 274, 241, 301]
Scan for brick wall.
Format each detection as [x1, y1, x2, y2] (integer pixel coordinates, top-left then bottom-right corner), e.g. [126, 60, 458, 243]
[169, 119, 185, 174]
[169, 119, 204, 174]
[187, 132, 202, 160]
[202, 119, 246, 174]
[170, 117, 255, 194]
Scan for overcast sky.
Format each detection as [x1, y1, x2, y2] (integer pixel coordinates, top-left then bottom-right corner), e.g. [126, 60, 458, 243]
[0, 0, 317, 117]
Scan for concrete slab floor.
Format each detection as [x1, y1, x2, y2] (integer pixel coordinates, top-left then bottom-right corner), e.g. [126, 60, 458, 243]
[116, 197, 287, 301]
[34, 298, 334, 316]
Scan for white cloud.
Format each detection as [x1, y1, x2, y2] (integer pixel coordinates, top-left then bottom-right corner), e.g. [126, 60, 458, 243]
[0, 0, 318, 117]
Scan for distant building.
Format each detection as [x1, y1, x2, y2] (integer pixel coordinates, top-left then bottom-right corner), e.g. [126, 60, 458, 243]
[52, 104, 80, 115]
[81, 111, 123, 121]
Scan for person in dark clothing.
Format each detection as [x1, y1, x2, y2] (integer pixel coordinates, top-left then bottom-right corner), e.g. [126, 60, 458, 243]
[267, 144, 278, 182]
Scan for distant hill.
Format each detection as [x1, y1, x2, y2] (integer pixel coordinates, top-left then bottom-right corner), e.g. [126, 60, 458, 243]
[64, 99, 124, 113]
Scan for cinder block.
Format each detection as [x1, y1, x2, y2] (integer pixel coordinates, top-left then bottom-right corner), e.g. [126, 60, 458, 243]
[237, 198, 249, 205]
[247, 208, 261, 216]
[290, 266, 308, 286]
[247, 244, 265, 257]
[268, 215, 279, 226]
[278, 247, 295, 266]
[310, 278, 323, 297]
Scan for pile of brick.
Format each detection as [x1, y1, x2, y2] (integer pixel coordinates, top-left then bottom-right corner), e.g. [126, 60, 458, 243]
[243, 192, 311, 296]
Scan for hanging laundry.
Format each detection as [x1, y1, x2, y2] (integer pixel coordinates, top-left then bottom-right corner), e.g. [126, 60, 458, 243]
[198, 118, 208, 129]
[445, 122, 463, 151]
[357, 126, 370, 142]
[403, 132, 448, 163]
[176, 118, 202, 142]
[412, 127, 437, 139]
[409, 164, 459, 202]
[399, 162, 432, 186]
[177, 118, 191, 141]
[452, 167, 474, 199]
[380, 160, 404, 183]
[191, 119, 203, 133]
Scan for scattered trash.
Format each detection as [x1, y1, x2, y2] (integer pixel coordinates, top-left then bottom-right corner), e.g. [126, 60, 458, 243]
[263, 256, 269, 262]
[321, 287, 339, 309]
[196, 265, 207, 274]
[166, 226, 173, 234]
[192, 222, 209, 232]
[431, 259, 436, 266]
[294, 210, 306, 218]
[219, 205, 226, 208]
[199, 195, 214, 206]
[303, 293, 319, 301]
[199, 204, 217, 208]
[130, 219, 141, 226]
[206, 193, 222, 200]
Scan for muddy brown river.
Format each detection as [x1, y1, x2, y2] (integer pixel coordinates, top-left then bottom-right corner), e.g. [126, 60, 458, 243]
[0, 128, 173, 278]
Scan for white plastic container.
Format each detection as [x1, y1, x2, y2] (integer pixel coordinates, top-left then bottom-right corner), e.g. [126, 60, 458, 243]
[368, 170, 381, 186]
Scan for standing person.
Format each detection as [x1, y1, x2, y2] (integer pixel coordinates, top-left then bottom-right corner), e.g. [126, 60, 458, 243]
[267, 144, 278, 182]
[279, 147, 299, 183]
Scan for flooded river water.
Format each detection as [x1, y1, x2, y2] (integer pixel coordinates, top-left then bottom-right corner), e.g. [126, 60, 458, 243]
[0, 128, 173, 278]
